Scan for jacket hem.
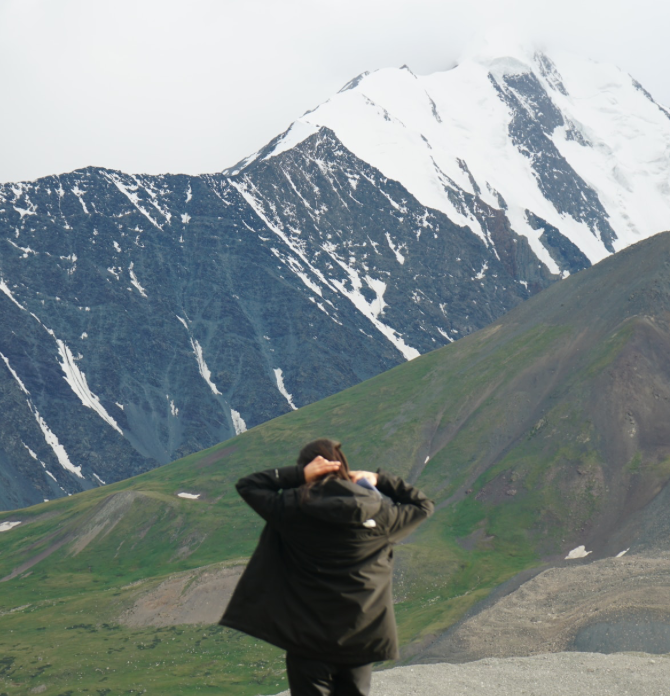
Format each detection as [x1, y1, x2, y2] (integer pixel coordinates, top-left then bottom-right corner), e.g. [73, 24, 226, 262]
[218, 617, 398, 664]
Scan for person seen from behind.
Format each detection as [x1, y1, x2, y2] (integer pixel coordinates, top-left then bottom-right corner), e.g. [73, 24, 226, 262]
[219, 438, 434, 696]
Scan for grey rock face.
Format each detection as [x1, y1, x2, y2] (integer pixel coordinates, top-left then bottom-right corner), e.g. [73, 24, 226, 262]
[526, 211, 591, 274]
[490, 70, 617, 252]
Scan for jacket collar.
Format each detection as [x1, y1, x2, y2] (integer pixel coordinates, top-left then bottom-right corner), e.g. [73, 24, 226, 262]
[299, 479, 382, 525]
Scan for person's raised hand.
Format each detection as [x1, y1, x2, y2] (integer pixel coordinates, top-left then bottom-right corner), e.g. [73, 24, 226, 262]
[303, 456, 341, 483]
[350, 471, 378, 487]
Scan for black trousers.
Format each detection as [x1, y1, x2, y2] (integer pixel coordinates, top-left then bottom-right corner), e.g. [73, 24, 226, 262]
[285, 653, 372, 696]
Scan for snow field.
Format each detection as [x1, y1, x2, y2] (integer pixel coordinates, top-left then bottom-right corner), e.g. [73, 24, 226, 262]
[264, 46, 670, 270]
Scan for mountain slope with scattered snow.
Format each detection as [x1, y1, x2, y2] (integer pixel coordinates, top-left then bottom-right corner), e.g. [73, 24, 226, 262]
[2, 45, 670, 510]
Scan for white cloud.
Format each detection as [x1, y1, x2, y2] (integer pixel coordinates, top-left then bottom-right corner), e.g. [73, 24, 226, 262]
[1, 0, 669, 182]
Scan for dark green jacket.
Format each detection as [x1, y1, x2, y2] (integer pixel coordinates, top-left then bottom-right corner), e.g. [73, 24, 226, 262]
[219, 466, 434, 664]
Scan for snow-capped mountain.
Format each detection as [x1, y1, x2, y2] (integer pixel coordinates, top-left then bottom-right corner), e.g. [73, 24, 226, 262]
[239, 42, 670, 270]
[2, 45, 670, 510]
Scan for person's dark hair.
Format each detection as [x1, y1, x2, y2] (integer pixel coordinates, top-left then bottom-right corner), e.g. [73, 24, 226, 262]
[297, 439, 352, 499]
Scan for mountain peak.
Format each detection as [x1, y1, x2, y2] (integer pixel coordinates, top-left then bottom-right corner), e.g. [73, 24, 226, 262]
[249, 42, 670, 274]
[459, 26, 543, 68]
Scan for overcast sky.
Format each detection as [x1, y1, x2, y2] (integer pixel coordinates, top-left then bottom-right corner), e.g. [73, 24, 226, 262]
[1, 0, 668, 183]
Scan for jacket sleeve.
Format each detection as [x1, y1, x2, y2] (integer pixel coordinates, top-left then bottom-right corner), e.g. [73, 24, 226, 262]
[235, 465, 305, 526]
[376, 469, 434, 543]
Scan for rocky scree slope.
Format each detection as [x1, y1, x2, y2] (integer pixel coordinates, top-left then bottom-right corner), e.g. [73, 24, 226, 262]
[3, 45, 670, 509]
[419, 552, 670, 663]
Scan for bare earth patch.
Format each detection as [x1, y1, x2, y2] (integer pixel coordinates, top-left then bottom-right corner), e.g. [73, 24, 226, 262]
[118, 563, 244, 627]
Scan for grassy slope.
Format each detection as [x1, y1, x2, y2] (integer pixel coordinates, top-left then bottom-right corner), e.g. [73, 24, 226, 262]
[3, 233, 670, 695]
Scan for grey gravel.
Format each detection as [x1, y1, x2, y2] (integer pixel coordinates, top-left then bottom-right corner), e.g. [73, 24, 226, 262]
[271, 652, 670, 695]
[420, 552, 670, 663]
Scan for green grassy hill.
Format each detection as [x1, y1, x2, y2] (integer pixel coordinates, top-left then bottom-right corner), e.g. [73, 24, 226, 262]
[3, 232, 670, 695]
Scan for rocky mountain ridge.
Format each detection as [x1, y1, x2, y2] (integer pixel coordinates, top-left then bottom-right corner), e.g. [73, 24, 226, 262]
[2, 45, 670, 509]
[0, 138, 547, 510]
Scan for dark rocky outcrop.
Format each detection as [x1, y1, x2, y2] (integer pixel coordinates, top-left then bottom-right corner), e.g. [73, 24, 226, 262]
[0, 131, 556, 510]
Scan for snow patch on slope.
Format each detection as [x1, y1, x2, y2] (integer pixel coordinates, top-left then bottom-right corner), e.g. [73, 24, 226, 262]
[0, 352, 29, 393]
[72, 185, 89, 214]
[54, 339, 124, 435]
[104, 172, 163, 230]
[231, 409, 247, 434]
[365, 276, 387, 318]
[565, 545, 592, 560]
[274, 368, 298, 411]
[176, 316, 225, 397]
[385, 232, 406, 264]
[190, 338, 221, 396]
[0, 279, 26, 311]
[0, 350, 82, 478]
[0, 521, 21, 532]
[324, 248, 420, 360]
[128, 262, 148, 298]
[175, 316, 246, 433]
[231, 179, 329, 298]
[231, 181, 417, 359]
